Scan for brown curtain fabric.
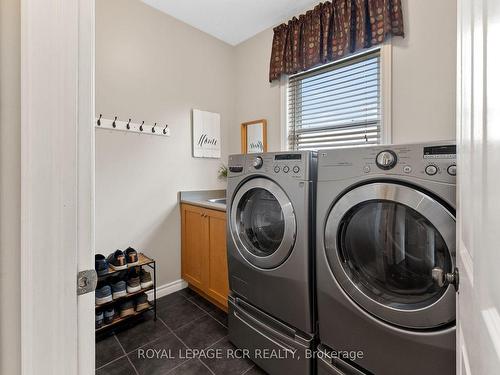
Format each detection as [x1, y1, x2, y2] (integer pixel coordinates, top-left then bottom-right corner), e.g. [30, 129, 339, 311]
[269, 0, 404, 82]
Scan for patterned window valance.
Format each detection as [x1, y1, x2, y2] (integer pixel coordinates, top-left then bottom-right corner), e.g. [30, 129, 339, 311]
[269, 0, 404, 82]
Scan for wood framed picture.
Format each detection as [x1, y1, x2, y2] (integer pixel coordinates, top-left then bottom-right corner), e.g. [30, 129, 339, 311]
[241, 119, 267, 154]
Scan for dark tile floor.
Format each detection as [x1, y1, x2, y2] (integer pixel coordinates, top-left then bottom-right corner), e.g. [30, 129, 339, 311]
[96, 288, 267, 375]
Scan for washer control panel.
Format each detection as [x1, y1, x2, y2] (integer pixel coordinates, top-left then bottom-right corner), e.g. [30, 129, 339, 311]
[252, 156, 264, 169]
[272, 153, 303, 178]
[318, 142, 456, 183]
[228, 152, 316, 181]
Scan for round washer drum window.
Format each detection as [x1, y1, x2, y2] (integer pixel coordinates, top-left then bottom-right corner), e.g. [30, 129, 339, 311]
[338, 200, 452, 310]
[236, 188, 285, 257]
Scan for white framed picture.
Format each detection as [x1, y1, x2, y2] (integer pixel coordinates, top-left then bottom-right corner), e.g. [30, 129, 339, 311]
[192, 109, 221, 158]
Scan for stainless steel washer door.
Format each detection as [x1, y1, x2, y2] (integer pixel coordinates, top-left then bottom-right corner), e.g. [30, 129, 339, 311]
[230, 178, 296, 269]
[324, 182, 456, 329]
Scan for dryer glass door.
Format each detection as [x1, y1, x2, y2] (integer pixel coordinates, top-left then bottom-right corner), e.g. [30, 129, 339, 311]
[325, 182, 456, 329]
[231, 178, 296, 269]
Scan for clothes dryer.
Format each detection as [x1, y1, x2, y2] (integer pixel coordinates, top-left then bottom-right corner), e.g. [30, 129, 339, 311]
[316, 143, 457, 375]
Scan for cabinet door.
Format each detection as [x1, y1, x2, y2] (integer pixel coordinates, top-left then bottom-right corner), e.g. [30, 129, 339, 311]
[207, 209, 229, 307]
[181, 204, 208, 291]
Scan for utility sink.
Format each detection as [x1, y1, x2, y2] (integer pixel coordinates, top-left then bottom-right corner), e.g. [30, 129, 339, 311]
[208, 198, 226, 205]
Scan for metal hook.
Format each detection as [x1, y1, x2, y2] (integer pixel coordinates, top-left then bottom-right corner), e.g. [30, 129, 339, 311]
[152, 123, 157, 133]
[163, 124, 169, 135]
[112, 116, 117, 128]
[97, 114, 102, 126]
[139, 121, 144, 131]
[126, 119, 131, 130]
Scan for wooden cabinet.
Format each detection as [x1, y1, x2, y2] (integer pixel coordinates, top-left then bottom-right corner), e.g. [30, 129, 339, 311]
[181, 204, 206, 291]
[181, 203, 229, 309]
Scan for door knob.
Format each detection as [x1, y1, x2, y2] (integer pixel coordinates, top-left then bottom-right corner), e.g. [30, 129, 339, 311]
[432, 267, 459, 291]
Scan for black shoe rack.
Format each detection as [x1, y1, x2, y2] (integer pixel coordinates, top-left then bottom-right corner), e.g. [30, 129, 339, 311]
[95, 253, 157, 335]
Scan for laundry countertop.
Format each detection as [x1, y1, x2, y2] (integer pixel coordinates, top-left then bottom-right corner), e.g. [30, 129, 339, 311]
[179, 189, 226, 212]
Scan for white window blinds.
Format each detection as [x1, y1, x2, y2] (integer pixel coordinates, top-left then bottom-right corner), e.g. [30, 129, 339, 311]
[288, 51, 381, 150]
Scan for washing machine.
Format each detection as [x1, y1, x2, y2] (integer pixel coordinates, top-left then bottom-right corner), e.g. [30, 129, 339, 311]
[316, 142, 457, 375]
[226, 151, 317, 375]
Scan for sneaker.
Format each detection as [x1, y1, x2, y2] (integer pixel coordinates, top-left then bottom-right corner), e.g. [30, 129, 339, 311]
[110, 278, 127, 299]
[95, 284, 112, 305]
[125, 247, 139, 266]
[135, 293, 150, 312]
[95, 254, 109, 276]
[95, 311, 104, 329]
[107, 250, 127, 270]
[119, 300, 135, 318]
[126, 268, 141, 293]
[104, 308, 115, 324]
[140, 268, 153, 289]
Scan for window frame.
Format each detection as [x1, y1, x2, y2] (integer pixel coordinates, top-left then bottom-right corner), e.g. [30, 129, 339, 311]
[281, 43, 392, 151]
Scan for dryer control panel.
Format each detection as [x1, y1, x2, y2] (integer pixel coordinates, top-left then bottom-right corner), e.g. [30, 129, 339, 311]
[422, 145, 456, 176]
[318, 142, 456, 183]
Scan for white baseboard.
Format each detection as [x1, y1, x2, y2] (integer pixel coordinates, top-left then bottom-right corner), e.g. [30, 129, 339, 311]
[146, 279, 188, 301]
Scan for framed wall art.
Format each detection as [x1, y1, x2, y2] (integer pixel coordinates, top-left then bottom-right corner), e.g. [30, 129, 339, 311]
[192, 109, 221, 158]
[241, 119, 267, 154]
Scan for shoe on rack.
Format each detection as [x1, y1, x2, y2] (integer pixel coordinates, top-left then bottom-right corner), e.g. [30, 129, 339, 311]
[125, 247, 139, 266]
[104, 308, 115, 324]
[119, 300, 135, 318]
[135, 293, 150, 312]
[110, 278, 127, 299]
[140, 268, 153, 289]
[107, 250, 127, 270]
[95, 311, 104, 329]
[95, 254, 109, 276]
[126, 268, 141, 293]
[95, 284, 113, 305]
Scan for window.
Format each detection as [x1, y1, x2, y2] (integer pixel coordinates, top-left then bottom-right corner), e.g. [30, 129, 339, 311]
[287, 50, 384, 150]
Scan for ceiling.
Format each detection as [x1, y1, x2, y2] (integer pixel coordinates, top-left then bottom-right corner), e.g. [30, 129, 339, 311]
[142, 0, 319, 46]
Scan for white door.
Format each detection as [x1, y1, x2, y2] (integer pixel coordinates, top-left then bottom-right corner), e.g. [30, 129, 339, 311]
[457, 0, 500, 373]
[21, 0, 95, 374]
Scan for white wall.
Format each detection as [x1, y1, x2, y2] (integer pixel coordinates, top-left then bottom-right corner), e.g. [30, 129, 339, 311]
[234, 28, 280, 154]
[0, 0, 21, 374]
[391, 0, 456, 143]
[96, 0, 234, 286]
[232, 0, 457, 150]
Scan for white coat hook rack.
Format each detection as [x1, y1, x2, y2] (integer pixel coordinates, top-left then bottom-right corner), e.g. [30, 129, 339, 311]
[95, 115, 171, 137]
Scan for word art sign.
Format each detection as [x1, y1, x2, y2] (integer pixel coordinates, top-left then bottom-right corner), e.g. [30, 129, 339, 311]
[241, 119, 267, 154]
[192, 109, 221, 158]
